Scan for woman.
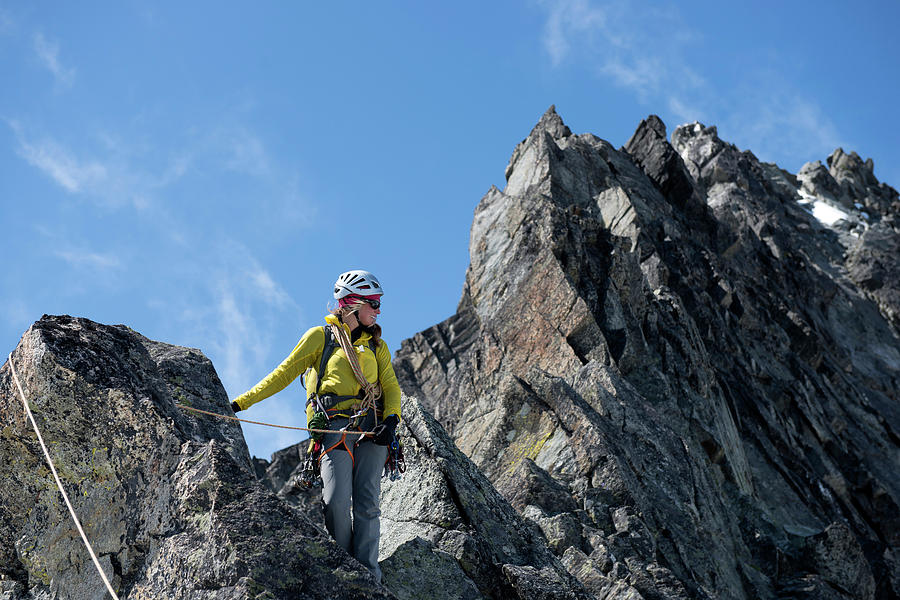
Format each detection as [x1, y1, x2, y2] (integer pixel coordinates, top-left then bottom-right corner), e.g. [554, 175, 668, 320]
[231, 269, 401, 581]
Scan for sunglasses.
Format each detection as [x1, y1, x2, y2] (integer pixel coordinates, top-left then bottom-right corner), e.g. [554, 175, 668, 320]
[361, 298, 381, 310]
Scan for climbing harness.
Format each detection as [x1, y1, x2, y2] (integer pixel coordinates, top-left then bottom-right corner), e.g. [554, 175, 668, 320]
[6, 353, 121, 600]
[305, 325, 382, 421]
[298, 323, 391, 470]
[316, 323, 401, 477]
[328, 322, 382, 428]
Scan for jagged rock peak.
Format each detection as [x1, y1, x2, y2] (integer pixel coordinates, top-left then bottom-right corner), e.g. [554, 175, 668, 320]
[534, 104, 573, 141]
[828, 147, 873, 175]
[396, 108, 900, 599]
[504, 105, 573, 183]
[624, 114, 708, 218]
[828, 147, 899, 217]
[671, 120, 719, 145]
[628, 114, 667, 142]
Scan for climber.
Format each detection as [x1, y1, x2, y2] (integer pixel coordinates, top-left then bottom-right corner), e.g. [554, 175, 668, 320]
[230, 269, 401, 582]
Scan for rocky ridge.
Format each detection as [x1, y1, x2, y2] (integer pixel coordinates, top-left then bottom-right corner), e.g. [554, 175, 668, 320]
[1, 316, 393, 599]
[1, 316, 590, 599]
[394, 107, 900, 599]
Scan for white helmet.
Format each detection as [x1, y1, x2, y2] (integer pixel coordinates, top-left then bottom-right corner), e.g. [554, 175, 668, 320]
[333, 270, 384, 299]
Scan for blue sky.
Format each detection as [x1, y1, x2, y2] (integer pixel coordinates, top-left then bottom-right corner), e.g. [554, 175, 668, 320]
[2, 1, 898, 459]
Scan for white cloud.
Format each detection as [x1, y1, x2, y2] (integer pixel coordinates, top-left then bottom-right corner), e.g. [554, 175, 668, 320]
[180, 285, 294, 457]
[599, 55, 664, 100]
[8, 113, 311, 227]
[33, 33, 76, 88]
[197, 244, 300, 395]
[536, 0, 844, 171]
[0, 9, 13, 34]
[179, 244, 307, 455]
[252, 269, 292, 308]
[145, 242, 300, 412]
[214, 285, 263, 394]
[539, 0, 702, 105]
[667, 96, 705, 125]
[713, 69, 845, 168]
[541, 0, 610, 66]
[10, 121, 107, 193]
[34, 226, 125, 276]
[222, 129, 270, 176]
[8, 120, 186, 209]
[55, 249, 121, 270]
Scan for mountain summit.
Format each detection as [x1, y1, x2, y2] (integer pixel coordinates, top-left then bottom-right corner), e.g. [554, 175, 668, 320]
[395, 108, 900, 600]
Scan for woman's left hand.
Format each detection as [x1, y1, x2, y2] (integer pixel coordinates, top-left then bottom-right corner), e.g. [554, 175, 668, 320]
[372, 415, 399, 446]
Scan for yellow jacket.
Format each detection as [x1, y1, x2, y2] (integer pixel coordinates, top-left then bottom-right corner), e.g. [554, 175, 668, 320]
[232, 314, 402, 422]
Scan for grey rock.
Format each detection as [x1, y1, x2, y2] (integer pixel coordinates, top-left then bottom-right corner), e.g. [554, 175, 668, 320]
[846, 216, 900, 332]
[502, 563, 582, 600]
[503, 459, 580, 516]
[828, 148, 900, 219]
[379, 537, 481, 600]
[800, 521, 876, 600]
[797, 160, 841, 203]
[1, 315, 594, 599]
[524, 506, 584, 556]
[254, 441, 325, 527]
[380, 395, 592, 600]
[562, 547, 643, 599]
[623, 115, 710, 231]
[395, 109, 900, 599]
[0, 579, 26, 600]
[0, 316, 393, 599]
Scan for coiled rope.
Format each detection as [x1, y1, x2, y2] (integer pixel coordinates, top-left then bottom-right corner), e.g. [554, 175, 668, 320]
[6, 353, 121, 600]
[329, 323, 381, 426]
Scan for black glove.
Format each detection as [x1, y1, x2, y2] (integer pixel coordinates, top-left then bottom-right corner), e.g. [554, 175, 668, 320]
[231, 401, 242, 413]
[373, 415, 399, 446]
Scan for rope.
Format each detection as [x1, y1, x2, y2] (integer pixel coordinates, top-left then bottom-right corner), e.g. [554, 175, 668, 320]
[6, 353, 121, 600]
[330, 323, 381, 424]
[176, 404, 373, 437]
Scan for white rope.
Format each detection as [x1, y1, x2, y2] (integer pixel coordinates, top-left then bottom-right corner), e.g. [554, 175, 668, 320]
[6, 353, 121, 600]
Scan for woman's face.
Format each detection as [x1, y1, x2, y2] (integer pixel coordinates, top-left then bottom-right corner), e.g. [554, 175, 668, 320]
[356, 297, 381, 327]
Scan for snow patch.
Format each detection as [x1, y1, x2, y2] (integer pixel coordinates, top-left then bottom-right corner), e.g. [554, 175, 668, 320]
[811, 201, 850, 226]
[796, 188, 850, 226]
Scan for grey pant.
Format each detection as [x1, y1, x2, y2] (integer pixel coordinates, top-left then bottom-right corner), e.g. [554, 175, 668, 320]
[320, 418, 388, 581]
